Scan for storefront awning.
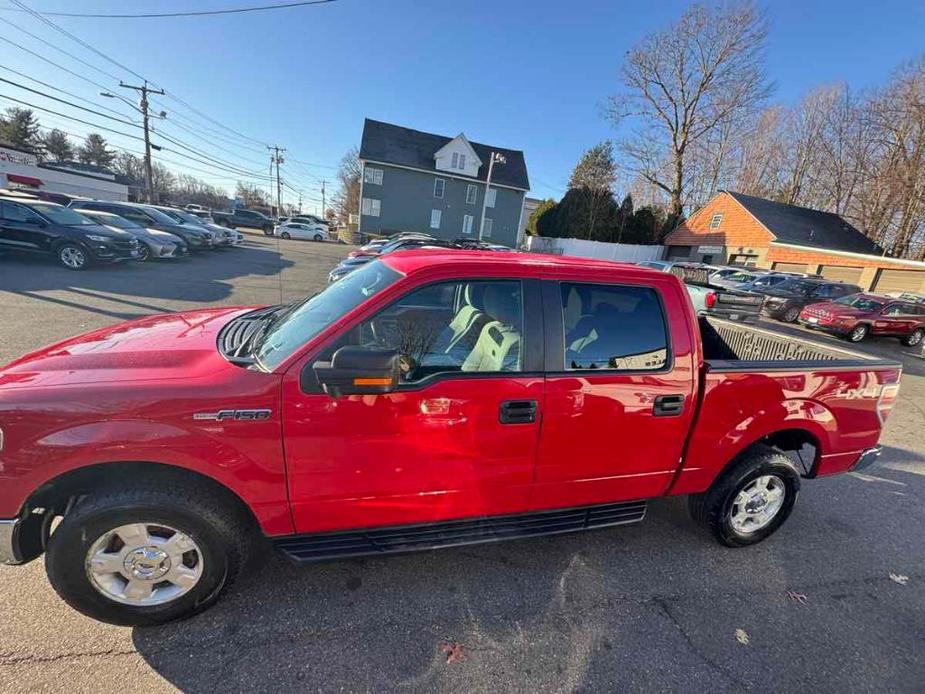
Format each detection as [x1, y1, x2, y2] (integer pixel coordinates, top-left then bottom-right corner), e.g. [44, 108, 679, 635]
[6, 173, 42, 187]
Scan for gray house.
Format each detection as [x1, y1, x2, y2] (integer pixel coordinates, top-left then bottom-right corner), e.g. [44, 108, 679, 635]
[358, 119, 530, 247]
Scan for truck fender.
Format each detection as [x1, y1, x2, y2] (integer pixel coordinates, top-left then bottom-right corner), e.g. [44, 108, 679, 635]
[669, 397, 833, 495]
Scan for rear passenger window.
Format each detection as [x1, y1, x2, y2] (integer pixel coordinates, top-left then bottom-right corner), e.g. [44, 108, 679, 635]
[560, 283, 668, 371]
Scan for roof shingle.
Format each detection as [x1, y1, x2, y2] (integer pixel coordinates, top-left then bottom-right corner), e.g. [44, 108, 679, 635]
[727, 191, 881, 254]
[359, 118, 530, 191]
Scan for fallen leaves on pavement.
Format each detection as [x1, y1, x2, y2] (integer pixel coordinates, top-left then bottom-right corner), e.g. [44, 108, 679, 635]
[734, 628, 750, 645]
[787, 591, 808, 604]
[440, 641, 463, 663]
[890, 573, 909, 585]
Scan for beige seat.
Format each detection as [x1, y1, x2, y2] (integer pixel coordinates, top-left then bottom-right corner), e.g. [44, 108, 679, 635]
[461, 285, 521, 372]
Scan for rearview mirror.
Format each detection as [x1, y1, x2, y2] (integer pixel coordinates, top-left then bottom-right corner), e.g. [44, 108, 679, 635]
[309, 346, 400, 397]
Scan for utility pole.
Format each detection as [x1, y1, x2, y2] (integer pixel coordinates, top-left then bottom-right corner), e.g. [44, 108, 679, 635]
[478, 152, 506, 241]
[106, 81, 165, 203]
[268, 146, 285, 217]
[321, 181, 326, 218]
[298, 191, 302, 213]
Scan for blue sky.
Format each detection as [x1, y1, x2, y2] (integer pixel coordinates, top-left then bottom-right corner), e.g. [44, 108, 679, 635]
[1, 0, 923, 213]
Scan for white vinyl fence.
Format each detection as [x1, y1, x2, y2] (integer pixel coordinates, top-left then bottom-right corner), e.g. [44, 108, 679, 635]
[524, 236, 664, 263]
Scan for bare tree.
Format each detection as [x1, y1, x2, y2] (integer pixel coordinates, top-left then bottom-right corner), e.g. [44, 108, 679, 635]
[333, 146, 361, 225]
[608, 2, 772, 220]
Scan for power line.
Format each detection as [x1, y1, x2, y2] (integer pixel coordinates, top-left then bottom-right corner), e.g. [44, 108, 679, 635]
[0, 92, 146, 142]
[1, 0, 337, 19]
[0, 76, 142, 129]
[0, 64, 133, 121]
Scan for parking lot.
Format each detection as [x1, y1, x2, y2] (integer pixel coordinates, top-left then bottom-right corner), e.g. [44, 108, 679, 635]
[1, 233, 924, 692]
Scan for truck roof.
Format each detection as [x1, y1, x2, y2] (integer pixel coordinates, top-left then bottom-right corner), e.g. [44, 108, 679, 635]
[381, 249, 662, 278]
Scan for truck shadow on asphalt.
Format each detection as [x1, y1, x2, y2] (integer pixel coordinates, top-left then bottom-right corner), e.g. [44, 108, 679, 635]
[129, 462, 925, 692]
[0, 243, 295, 320]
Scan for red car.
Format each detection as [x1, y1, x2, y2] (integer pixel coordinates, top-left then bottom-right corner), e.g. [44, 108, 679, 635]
[799, 294, 925, 345]
[0, 252, 901, 625]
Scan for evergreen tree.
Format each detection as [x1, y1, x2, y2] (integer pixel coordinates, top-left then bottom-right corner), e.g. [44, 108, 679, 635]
[41, 129, 74, 162]
[0, 107, 42, 153]
[77, 133, 116, 168]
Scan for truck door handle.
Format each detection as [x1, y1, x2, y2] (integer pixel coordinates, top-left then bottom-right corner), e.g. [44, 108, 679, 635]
[499, 400, 538, 424]
[653, 394, 685, 417]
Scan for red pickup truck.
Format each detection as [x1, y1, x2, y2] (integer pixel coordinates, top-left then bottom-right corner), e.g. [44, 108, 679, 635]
[0, 252, 902, 625]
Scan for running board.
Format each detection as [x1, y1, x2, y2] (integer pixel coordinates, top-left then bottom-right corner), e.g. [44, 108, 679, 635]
[274, 500, 647, 563]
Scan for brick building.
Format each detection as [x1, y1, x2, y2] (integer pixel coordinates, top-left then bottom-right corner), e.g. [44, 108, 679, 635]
[664, 191, 925, 293]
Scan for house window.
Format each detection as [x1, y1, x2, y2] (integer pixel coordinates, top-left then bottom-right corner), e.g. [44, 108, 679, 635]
[430, 209, 442, 229]
[485, 188, 497, 208]
[482, 218, 493, 238]
[462, 214, 474, 235]
[361, 197, 381, 217]
[433, 178, 445, 199]
[458, 154, 466, 169]
[451, 152, 459, 169]
[708, 213, 723, 229]
[364, 167, 383, 185]
[466, 184, 477, 204]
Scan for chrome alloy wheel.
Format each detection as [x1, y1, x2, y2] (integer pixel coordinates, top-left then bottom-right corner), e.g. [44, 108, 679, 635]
[59, 246, 86, 269]
[729, 475, 785, 534]
[85, 523, 203, 606]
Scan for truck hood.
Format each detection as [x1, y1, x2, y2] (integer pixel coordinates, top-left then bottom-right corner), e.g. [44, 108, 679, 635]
[0, 307, 254, 390]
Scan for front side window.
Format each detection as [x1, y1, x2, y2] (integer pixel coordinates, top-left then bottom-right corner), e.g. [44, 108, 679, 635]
[560, 283, 668, 371]
[466, 184, 477, 205]
[883, 304, 909, 316]
[255, 260, 401, 371]
[329, 280, 524, 384]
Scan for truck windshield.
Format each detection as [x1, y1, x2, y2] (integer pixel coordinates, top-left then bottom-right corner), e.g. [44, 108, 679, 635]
[254, 260, 402, 371]
[834, 295, 884, 311]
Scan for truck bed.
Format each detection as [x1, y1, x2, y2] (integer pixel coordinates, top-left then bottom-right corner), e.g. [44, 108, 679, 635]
[699, 317, 897, 368]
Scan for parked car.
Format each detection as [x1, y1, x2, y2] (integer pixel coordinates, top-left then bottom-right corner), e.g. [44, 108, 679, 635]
[332, 238, 457, 281]
[348, 234, 440, 259]
[78, 210, 187, 261]
[799, 294, 925, 345]
[188, 209, 216, 223]
[734, 273, 799, 292]
[184, 204, 208, 212]
[154, 206, 243, 246]
[755, 278, 862, 322]
[275, 221, 328, 241]
[0, 251, 901, 625]
[708, 268, 767, 289]
[280, 215, 329, 230]
[642, 261, 763, 322]
[0, 196, 140, 270]
[884, 291, 925, 305]
[69, 201, 215, 252]
[212, 208, 275, 235]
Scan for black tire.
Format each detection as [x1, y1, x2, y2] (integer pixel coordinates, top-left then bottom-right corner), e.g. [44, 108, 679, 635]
[313, 234, 323, 242]
[688, 445, 800, 547]
[56, 242, 90, 271]
[900, 328, 923, 347]
[781, 306, 800, 323]
[847, 323, 869, 343]
[280, 231, 291, 239]
[263, 225, 273, 236]
[45, 481, 252, 626]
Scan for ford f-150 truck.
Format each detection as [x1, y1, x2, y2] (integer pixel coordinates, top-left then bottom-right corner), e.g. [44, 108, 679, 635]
[0, 252, 902, 625]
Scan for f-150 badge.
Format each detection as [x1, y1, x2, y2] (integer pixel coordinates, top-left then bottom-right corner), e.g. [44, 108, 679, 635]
[193, 409, 272, 421]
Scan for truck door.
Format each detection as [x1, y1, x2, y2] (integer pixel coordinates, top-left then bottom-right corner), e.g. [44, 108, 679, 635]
[533, 279, 697, 509]
[281, 277, 545, 534]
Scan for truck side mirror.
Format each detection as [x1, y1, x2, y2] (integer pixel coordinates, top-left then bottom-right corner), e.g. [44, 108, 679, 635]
[308, 346, 401, 397]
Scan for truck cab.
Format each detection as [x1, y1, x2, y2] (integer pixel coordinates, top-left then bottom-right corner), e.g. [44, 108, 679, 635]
[0, 251, 901, 625]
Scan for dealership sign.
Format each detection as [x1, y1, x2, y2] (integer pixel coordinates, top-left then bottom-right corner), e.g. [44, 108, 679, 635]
[0, 146, 38, 166]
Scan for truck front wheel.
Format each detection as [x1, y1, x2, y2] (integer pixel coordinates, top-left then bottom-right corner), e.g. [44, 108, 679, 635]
[44, 482, 252, 626]
[688, 445, 800, 547]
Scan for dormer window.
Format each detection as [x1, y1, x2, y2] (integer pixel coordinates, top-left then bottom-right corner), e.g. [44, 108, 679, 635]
[450, 153, 467, 170]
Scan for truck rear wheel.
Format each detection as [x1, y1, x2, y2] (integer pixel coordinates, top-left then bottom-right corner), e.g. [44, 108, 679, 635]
[44, 482, 252, 626]
[688, 445, 800, 547]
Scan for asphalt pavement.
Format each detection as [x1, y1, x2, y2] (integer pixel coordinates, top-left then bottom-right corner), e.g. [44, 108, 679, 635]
[1, 233, 923, 692]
